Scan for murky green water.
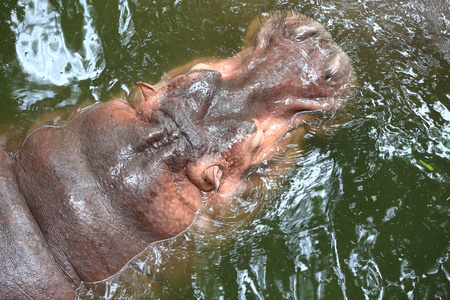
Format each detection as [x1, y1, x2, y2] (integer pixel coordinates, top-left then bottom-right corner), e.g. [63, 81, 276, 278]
[1, 0, 449, 299]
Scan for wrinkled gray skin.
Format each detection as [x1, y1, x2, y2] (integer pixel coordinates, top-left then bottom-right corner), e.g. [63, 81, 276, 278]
[0, 15, 353, 299]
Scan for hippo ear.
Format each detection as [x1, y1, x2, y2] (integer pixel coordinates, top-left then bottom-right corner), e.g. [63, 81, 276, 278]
[134, 82, 159, 120]
[187, 161, 224, 192]
[137, 82, 156, 102]
[203, 165, 222, 192]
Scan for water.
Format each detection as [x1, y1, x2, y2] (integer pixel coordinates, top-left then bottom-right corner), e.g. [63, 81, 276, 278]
[1, 0, 449, 299]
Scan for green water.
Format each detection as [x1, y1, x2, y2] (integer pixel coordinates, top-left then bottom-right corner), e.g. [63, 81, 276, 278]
[1, 0, 449, 299]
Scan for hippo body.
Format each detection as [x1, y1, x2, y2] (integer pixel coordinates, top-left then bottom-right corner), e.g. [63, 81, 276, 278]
[0, 14, 353, 299]
[0, 148, 76, 299]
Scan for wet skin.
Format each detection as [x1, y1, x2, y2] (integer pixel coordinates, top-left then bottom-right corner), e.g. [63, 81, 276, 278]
[0, 14, 353, 299]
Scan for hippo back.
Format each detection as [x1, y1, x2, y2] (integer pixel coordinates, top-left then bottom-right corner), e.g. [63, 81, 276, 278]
[0, 147, 76, 299]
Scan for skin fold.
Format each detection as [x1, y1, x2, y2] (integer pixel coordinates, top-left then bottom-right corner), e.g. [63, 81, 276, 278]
[0, 14, 354, 299]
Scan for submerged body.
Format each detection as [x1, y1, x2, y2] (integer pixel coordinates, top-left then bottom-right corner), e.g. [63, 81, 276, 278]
[0, 14, 353, 299]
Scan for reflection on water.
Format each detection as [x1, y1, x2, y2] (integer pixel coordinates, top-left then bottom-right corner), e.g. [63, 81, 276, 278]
[118, 0, 135, 46]
[11, 0, 105, 87]
[0, 0, 449, 299]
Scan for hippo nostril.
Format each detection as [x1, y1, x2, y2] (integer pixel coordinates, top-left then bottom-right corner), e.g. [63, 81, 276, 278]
[325, 55, 342, 81]
[249, 128, 264, 152]
[291, 25, 318, 42]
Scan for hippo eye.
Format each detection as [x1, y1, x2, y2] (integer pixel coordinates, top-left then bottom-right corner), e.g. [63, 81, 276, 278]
[290, 25, 318, 42]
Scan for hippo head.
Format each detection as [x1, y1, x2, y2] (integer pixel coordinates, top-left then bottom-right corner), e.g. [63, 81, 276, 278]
[133, 14, 353, 204]
[15, 14, 354, 283]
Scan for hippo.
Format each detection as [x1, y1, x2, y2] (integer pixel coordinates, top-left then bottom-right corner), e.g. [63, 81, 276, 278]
[0, 14, 353, 299]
